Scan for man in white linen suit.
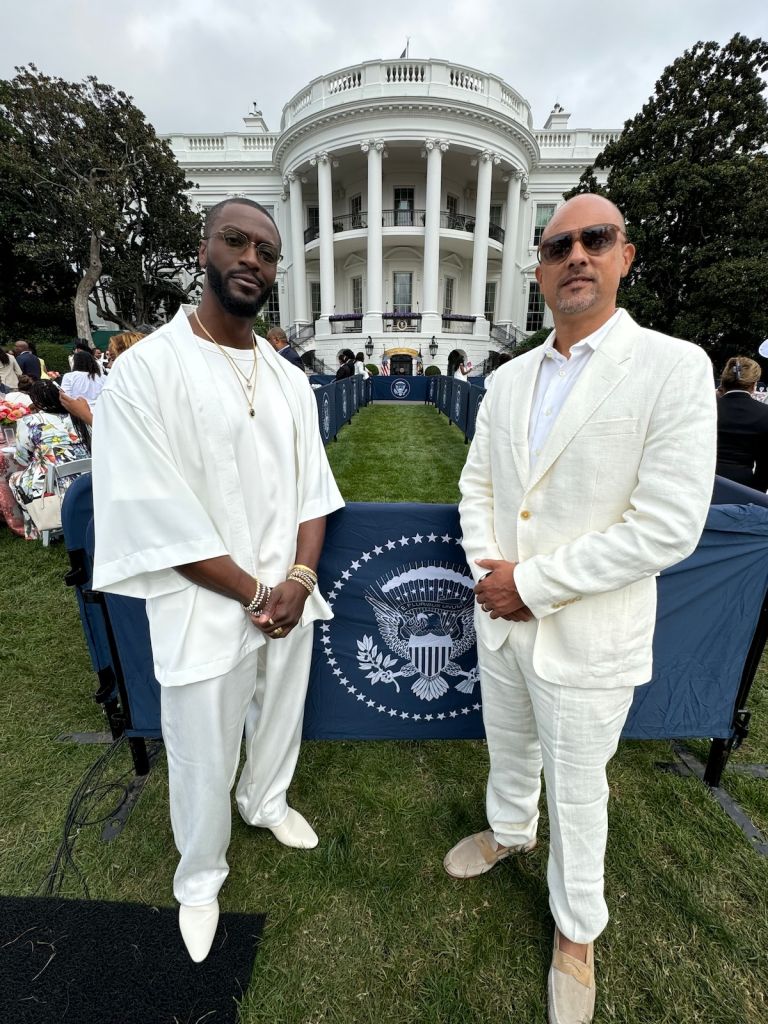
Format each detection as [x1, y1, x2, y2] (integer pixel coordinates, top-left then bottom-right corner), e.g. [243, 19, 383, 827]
[443, 194, 716, 1024]
[92, 198, 344, 963]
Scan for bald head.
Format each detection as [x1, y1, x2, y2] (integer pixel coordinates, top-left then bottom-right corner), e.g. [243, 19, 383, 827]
[543, 194, 626, 242]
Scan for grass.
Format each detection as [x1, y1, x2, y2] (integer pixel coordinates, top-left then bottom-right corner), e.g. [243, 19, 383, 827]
[2, 402, 768, 1023]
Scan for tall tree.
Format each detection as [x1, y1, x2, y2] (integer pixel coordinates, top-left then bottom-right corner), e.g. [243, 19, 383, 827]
[566, 34, 768, 366]
[0, 65, 202, 341]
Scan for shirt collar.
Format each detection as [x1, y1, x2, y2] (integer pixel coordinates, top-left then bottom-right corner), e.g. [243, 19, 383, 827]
[541, 308, 624, 363]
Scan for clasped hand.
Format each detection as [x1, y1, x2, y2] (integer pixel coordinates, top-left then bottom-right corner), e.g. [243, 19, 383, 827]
[250, 580, 309, 638]
[474, 559, 533, 622]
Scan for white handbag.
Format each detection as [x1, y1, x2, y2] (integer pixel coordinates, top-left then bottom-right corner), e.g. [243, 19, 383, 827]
[25, 492, 63, 532]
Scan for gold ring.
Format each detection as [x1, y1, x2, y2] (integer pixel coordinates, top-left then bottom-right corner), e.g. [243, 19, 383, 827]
[272, 626, 284, 637]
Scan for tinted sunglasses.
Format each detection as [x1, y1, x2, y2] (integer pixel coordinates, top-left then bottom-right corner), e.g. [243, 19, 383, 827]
[537, 223, 626, 265]
[205, 228, 282, 265]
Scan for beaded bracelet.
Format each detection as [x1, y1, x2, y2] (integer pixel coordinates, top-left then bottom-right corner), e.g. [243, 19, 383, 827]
[244, 579, 271, 614]
[287, 572, 315, 595]
[290, 563, 318, 581]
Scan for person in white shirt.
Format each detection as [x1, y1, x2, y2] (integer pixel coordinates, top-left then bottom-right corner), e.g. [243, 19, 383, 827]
[61, 350, 104, 409]
[92, 198, 343, 965]
[445, 194, 716, 1024]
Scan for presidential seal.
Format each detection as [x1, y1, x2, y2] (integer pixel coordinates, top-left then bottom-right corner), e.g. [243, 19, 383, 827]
[319, 530, 481, 727]
[391, 378, 410, 399]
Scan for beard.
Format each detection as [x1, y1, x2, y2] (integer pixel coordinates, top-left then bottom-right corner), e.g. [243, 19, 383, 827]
[556, 283, 597, 315]
[206, 262, 273, 318]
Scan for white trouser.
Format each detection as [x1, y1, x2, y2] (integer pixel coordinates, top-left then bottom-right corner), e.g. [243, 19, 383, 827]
[160, 623, 314, 906]
[478, 620, 635, 944]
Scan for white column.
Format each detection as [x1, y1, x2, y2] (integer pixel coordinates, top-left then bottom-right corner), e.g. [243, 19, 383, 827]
[421, 138, 447, 336]
[496, 169, 523, 332]
[362, 139, 384, 336]
[511, 176, 531, 331]
[469, 149, 498, 338]
[287, 173, 309, 326]
[313, 151, 335, 336]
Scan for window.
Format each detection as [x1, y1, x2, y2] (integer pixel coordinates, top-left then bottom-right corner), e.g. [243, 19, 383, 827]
[533, 203, 556, 246]
[310, 281, 321, 322]
[446, 194, 460, 229]
[526, 281, 545, 332]
[351, 276, 363, 314]
[392, 272, 413, 313]
[484, 282, 497, 325]
[307, 205, 319, 230]
[394, 188, 415, 226]
[350, 194, 363, 229]
[264, 287, 280, 327]
[489, 204, 502, 228]
[443, 276, 455, 316]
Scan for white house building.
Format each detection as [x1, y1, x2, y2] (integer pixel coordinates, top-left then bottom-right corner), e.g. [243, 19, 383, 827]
[165, 58, 618, 374]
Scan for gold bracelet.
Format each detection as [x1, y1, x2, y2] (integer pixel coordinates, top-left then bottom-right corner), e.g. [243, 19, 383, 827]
[290, 563, 318, 580]
[287, 574, 314, 595]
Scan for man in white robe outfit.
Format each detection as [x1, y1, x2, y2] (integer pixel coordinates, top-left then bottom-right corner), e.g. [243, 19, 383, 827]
[92, 198, 344, 962]
[444, 195, 716, 1024]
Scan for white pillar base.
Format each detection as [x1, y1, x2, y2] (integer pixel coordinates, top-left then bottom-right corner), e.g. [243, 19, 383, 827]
[314, 317, 334, 340]
[363, 312, 383, 334]
[420, 312, 443, 336]
[472, 318, 491, 339]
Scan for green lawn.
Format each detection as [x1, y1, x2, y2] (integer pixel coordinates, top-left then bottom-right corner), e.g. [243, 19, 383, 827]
[1, 403, 768, 1023]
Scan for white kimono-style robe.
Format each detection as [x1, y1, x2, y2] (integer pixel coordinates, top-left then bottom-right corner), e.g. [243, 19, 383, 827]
[91, 309, 344, 686]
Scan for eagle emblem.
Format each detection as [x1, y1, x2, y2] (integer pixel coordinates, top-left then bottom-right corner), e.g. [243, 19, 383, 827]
[357, 563, 478, 700]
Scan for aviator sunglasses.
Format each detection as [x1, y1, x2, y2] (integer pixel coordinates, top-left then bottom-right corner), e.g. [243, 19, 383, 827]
[537, 223, 626, 265]
[205, 228, 283, 265]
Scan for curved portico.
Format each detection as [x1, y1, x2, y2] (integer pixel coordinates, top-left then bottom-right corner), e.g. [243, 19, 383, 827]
[164, 59, 619, 371]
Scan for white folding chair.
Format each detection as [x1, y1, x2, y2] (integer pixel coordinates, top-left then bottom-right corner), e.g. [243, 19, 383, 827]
[41, 458, 92, 547]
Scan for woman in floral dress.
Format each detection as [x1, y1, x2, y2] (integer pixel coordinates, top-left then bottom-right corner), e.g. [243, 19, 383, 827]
[9, 380, 90, 540]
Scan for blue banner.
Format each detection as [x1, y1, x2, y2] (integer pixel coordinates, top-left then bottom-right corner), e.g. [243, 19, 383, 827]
[306, 504, 482, 739]
[450, 379, 470, 436]
[466, 386, 485, 441]
[314, 384, 337, 444]
[371, 376, 429, 402]
[65, 477, 768, 748]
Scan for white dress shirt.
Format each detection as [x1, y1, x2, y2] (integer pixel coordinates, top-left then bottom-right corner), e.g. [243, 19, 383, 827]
[528, 309, 623, 467]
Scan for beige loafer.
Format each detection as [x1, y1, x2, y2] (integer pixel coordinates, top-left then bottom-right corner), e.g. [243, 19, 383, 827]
[548, 927, 595, 1024]
[443, 828, 536, 879]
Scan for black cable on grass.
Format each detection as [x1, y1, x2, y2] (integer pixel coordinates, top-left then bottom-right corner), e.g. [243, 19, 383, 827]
[37, 736, 138, 898]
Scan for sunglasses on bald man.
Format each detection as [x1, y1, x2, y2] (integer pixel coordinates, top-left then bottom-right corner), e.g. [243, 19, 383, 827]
[537, 223, 627, 265]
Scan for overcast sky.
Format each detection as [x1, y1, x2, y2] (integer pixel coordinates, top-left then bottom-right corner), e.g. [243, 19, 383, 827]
[3, 1, 765, 135]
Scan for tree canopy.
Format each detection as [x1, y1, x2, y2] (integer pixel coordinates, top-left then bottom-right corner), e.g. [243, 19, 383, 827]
[566, 33, 768, 368]
[0, 65, 202, 342]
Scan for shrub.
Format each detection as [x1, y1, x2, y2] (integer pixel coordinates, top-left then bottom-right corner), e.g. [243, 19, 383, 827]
[424, 365, 441, 376]
[365, 364, 379, 376]
[513, 328, 550, 356]
[34, 342, 71, 374]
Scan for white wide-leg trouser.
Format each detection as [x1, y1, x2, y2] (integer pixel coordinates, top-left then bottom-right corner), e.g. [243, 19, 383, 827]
[478, 620, 635, 944]
[160, 624, 314, 906]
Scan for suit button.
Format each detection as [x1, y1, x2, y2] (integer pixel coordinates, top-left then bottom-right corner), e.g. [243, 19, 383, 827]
[520, 510, 531, 520]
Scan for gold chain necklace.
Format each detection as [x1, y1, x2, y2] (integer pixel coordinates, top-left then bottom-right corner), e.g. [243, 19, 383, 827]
[194, 309, 259, 417]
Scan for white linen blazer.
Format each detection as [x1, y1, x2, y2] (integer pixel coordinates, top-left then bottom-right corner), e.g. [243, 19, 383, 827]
[459, 311, 717, 689]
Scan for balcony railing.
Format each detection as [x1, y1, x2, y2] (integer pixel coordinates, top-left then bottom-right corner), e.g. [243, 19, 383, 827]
[304, 210, 505, 245]
[280, 59, 534, 132]
[329, 313, 364, 335]
[441, 314, 476, 333]
[382, 209, 426, 228]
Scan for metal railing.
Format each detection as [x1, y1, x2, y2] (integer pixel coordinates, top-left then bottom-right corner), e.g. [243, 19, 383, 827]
[304, 210, 505, 244]
[489, 322, 525, 349]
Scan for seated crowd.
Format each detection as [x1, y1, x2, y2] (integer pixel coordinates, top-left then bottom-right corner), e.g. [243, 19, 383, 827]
[0, 332, 144, 539]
